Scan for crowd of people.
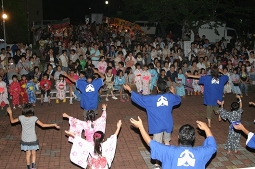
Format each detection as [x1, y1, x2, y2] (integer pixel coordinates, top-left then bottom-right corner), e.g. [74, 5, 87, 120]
[3, 22, 255, 169]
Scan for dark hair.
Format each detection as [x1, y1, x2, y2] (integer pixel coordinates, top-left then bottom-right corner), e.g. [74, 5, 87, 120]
[22, 104, 34, 117]
[43, 73, 49, 79]
[85, 68, 94, 79]
[12, 75, 18, 80]
[135, 63, 141, 68]
[85, 110, 96, 125]
[79, 71, 85, 76]
[93, 131, 105, 155]
[21, 74, 27, 79]
[178, 124, 195, 145]
[148, 63, 154, 69]
[59, 74, 64, 80]
[28, 75, 34, 81]
[211, 65, 219, 79]
[231, 102, 239, 111]
[193, 70, 198, 75]
[157, 81, 167, 93]
[125, 67, 132, 75]
[116, 69, 123, 76]
[106, 66, 112, 73]
[118, 61, 124, 67]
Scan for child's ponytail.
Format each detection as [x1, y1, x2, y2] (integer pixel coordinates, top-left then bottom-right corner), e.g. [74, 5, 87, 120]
[93, 131, 104, 155]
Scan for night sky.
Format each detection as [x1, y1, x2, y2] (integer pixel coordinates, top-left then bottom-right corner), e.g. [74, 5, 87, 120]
[43, 0, 123, 23]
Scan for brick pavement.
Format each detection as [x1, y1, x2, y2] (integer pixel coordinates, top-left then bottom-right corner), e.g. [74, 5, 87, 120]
[0, 92, 255, 169]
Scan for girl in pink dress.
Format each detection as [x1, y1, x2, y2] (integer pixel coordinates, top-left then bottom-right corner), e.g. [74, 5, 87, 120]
[63, 104, 108, 143]
[141, 65, 151, 95]
[96, 56, 107, 74]
[65, 119, 122, 169]
[0, 76, 9, 109]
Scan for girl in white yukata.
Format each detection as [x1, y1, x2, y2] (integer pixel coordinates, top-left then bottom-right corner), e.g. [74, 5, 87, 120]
[63, 104, 107, 143]
[65, 120, 122, 169]
[134, 63, 143, 93]
[56, 74, 67, 103]
[0, 76, 9, 109]
[141, 65, 151, 95]
[192, 70, 201, 95]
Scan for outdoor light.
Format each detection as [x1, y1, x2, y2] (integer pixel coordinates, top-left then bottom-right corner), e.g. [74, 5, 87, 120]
[2, 13, 7, 19]
[105, 1, 108, 5]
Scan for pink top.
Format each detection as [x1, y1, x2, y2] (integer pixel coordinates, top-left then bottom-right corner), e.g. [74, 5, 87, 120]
[96, 61, 107, 74]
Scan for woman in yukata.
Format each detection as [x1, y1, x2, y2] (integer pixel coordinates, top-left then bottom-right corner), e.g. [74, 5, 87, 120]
[134, 63, 143, 93]
[141, 65, 151, 95]
[176, 68, 186, 98]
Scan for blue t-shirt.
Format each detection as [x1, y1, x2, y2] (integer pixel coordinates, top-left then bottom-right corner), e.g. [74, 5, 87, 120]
[150, 136, 217, 169]
[199, 75, 228, 106]
[247, 132, 255, 149]
[131, 92, 181, 134]
[76, 78, 103, 110]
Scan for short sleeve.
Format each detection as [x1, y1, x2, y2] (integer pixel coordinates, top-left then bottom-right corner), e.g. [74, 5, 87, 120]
[150, 140, 171, 162]
[246, 132, 255, 149]
[33, 116, 38, 123]
[199, 76, 206, 85]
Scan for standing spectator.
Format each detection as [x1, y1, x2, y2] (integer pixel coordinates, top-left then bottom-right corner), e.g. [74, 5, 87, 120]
[59, 50, 69, 72]
[39, 74, 52, 106]
[166, 65, 178, 89]
[9, 75, 21, 109]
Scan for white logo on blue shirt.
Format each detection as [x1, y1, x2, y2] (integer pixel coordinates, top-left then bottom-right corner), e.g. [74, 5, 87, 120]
[177, 149, 195, 167]
[211, 78, 219, 84]
[85, 84, 95, 92]
[156, 96, 168, 107]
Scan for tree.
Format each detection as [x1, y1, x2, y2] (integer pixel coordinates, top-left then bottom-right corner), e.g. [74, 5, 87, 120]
[122, 0, 251, 36]
[0, 0, 27, 43]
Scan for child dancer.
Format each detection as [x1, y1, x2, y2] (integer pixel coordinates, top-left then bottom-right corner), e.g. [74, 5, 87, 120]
[20, 75, 28, 105]
[63, 104, 107, 143]
[218, 95, 243, 156]
[114, 69, 126, 102]
[0, 76, 10, 109]
[176, 68, 186, 98]
[134, 63, 143, 93]
[6, 104, 60, 169]
[56, 74, 66, 103]
[39, 74, 52, 106]
[141, 65, 151, 95]
[9, 75, 21, 109]
[192, 70, 201, 95]
[105, 66, 118, 101]
[26, 76, 36, 106]
[185, 70, 193, 95]
[65, 120, 122, 169]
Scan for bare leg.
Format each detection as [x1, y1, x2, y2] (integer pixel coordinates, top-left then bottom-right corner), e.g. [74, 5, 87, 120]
[208, 119, 211, 128]
[40, 95, 43, 103]
[26, 150, 31, 165]
[31, 150, 36, 164]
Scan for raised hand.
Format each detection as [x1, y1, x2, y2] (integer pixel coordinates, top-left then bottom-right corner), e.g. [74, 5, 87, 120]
[130, 116, 143, 128]
[196, 120, 209, 131]
[117, 120, 122, 128]
[102, 104, 107, 109]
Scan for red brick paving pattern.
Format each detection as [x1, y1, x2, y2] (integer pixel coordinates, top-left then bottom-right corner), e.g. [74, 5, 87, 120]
[0, 92, 255, 168]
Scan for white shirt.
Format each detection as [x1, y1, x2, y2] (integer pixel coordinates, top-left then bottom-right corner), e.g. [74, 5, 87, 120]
[197, 62, 206, 70]
[59, 54, 68, 67]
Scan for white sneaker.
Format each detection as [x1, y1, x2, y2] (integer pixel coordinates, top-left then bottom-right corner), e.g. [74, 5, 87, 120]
[105, 97, 109, 101]
[112, 96, 118, 100]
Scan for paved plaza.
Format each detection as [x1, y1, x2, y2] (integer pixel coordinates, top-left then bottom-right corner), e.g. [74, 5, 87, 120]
[0, 91, 255, 169]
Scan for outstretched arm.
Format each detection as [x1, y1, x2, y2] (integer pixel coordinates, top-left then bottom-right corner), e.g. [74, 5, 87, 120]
[65, 130, 76, 138]
[196, 120, 213, 137]
[249, 102, 255, 107]
[63, 113, 71, 119]
[233, 123, 249, 135]
[62, 72, 76, 83]
[186, 72, 201, 79]
[6, 107, 19, 124]
[237, 95, 242, 109]
[130, 116, 151, 145]
[36, 120, 60, 129]
[114, 120, 122, 136]
[93, 68, 105, 80]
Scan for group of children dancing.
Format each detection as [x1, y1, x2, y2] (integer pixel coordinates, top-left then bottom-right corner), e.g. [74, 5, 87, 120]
[5, 65, 255, 169]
